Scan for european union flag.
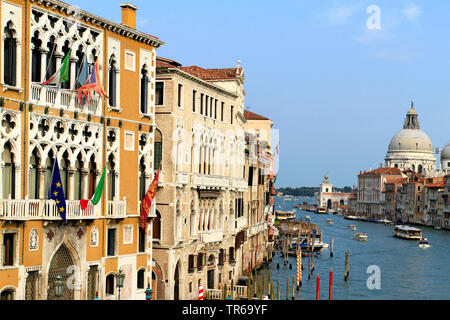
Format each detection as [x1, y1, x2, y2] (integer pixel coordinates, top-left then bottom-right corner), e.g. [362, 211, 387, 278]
[47, 158, 67, 222]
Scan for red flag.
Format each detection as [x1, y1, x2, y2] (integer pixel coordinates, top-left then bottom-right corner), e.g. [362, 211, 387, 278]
[74, 60, 108, 105]
[80, 199, 90, 210]
[140, 166, 161, 231]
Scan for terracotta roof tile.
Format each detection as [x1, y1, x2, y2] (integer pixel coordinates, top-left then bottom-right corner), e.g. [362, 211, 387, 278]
[244, 110, 270, 121]
[180, 66, 240, 80]
[360, 168, 403, 176]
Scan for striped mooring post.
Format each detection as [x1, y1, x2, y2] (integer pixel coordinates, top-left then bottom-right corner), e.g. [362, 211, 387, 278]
[198, 284, 204, 300]
[296, 250, 302, 290]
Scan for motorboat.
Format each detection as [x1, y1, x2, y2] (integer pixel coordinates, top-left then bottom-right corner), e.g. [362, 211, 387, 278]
[305, 216, 311, 221]
[344, 215, 358, 221]
[353, 232, 368, 241]
[377, 219, 392, 225]
[393, 225, 423, 240]
[326, 219, 333, 224]
[275, 210, 296, 221]
[348, 224, 357, 230]
[317, 207, 327, 214]
[418, 238, 430, 248]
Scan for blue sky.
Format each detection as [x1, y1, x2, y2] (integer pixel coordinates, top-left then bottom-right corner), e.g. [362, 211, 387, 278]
[70, 0, 450, 188]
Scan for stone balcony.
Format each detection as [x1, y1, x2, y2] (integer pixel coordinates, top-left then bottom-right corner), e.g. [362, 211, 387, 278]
[0, 198, 126, 221]
[235, 216, 247, 231]
[176, 171, 190, 185]
[30, 83, 101, 115]
[192, 174, 230, 189]
[107, 198, 127, 218]
[231, 178, 248, 192]
[248, 221, 268, 238]
[199, 230, 224, 244]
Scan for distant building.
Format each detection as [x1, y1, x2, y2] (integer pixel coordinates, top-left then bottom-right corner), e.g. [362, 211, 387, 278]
[314, 175, 353, 211]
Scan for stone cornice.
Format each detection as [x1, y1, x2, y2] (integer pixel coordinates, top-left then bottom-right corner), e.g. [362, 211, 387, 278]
[30, 0, 165, 48]
[157, 67, 239, 99]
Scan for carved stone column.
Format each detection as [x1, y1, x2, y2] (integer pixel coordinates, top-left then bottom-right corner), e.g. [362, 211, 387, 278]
[81, 168, 90, 200]
[38, 166, 47, 200]
[68, 167, 77, 201]
[40, 49, 48, 83]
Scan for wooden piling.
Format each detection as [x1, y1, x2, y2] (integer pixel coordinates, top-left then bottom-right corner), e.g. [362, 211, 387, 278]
[329, 269, 333, 300]
[344, 250, 349, 282]
[286, 276, 290, 300]
[330, 237, 334, 258]
[316, 273, 320, 300]
[277, 280, 280, 300]
[292, 275, 295, 300]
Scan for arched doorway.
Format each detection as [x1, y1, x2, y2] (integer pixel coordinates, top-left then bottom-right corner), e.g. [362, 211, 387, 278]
[174, 261, 180, 300]
[327, 199, 332, 210]
[152, 259, 165, 300]
[47, 244, 76, 300]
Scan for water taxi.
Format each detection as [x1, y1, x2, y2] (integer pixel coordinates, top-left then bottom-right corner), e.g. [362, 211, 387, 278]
[344, 215, 358, 221]
[353, 232, 368, 241]
[348, 224, 357, 230]
[317, 207, 327, 214]
[418, 238, 430, 248]
[393, 225, 423, 240]
[275, 210, 296, 221]
[326, 219, 333, 224]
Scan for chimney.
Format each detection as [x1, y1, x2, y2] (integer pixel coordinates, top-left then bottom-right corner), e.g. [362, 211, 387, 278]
[120, 3, 137, 29]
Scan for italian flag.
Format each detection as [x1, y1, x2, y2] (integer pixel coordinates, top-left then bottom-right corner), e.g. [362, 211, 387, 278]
[80, 167, 106, 210]
[42, 50, 71, 86]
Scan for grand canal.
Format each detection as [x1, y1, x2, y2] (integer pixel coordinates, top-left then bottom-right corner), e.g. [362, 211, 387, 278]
[256, 197, 450, 300]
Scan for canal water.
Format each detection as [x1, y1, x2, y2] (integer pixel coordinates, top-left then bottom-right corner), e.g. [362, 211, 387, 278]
[256, 197, 450, 300]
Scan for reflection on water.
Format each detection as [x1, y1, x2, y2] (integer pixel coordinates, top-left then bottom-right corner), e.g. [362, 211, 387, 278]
[260, 197, 450, 300]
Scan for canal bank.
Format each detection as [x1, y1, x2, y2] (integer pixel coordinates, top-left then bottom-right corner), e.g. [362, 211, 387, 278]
[254, 197, 450, 300]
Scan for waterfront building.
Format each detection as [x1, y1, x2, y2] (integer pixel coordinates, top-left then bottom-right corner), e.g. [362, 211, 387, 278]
[153, 57, 249, 300]
[241, 110, 275, 274]
[423, 178, 445, 227]
[383, 177, 406, 222]
[357, 168, 404, 219]
[314, 175, 353, 211]
[443, 175, 450, 230]
[0, 1, 163, 300]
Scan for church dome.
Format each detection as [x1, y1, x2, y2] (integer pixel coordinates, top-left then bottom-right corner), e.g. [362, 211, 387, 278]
[388, 129, 434, 153]
[387, 103, 433, 154]
[441, 143, 450, 161]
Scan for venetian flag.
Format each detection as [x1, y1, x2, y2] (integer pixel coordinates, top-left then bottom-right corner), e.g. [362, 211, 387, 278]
[140, 165, 161, 231]
[48, 159, 67, 222]
[76, 56, 89, 87]
[42, 50, 71, 86]
[75, 59, 108, 105]
[80, 167, 106, 210]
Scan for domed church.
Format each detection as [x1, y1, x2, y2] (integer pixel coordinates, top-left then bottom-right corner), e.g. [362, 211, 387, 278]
[384, 103, 438, 176]
[441, 143, 450, 174]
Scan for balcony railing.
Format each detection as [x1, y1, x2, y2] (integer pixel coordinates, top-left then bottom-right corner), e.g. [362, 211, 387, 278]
[199, 230, 223, 244]
[30, 83, 101, 115]
[231, 178, 248, 192]
[176, 172, 190, 185]
[248, 221, 268, 237]
[192, 174, 230, 189]
[0, 198, 100, 221]
[107, 198, 127, 218]
[235, 216, 247, 231]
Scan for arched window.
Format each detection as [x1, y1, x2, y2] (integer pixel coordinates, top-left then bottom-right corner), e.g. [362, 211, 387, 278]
[29, 149, 40, 199]
[61, 40, 71, 89]
[418, 164, 423, 174]
[4, 22, 17, 86]
[44, 150, 55, 198]
[105, 274, 115, 295]
[137, 269, 145, 289]
[46, 36, 57, 81]
[74, 153, 83, 200]
[139, 157, 146, 201]
[31, 31, 42, 83]
[60, 153, 69, 199]
[88, 156, 96, 199]
[2, 142, 15, 199]
[140, 65, 149, 114]
[0, 289, 14, 300]
[107, 154, 116, 201]
[154, 129, 162, 170]
[75, 45, 84, 89]
[153, 210, 161, 240]
[108, 55, 117, 107]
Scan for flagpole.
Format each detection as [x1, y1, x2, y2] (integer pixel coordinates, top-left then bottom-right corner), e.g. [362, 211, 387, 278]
[43, 43, 57, 84]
